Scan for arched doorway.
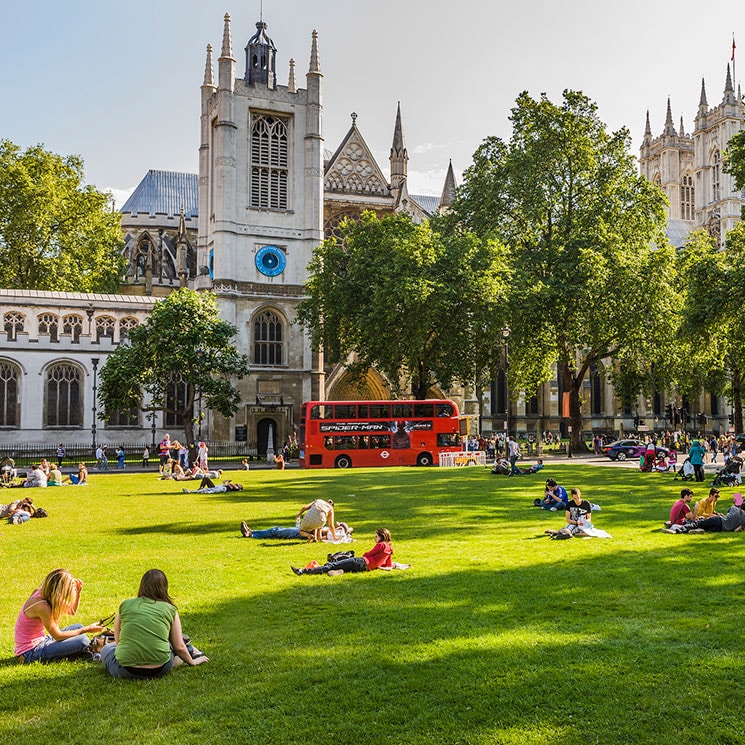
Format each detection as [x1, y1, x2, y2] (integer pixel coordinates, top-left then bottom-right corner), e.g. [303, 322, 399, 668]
[256, 417, 278, 456]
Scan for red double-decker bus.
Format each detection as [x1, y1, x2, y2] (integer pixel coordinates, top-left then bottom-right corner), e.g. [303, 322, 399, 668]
[299, 399, 462, 468]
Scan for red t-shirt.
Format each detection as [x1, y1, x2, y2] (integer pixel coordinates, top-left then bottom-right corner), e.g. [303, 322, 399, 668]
[362, 542, 393, 570]
[670, 498, 691, 525]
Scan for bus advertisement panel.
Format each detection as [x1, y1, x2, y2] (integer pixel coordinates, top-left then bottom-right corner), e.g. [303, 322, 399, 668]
[299, 400, 461, 468]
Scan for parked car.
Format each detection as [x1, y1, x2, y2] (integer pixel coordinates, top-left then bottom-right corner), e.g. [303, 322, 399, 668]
[602, 439, 670, 461]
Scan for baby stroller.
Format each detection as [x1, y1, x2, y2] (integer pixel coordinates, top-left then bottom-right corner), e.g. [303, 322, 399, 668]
[0, 457, 16, 486]
[674, 458, 694, 481]
[711, 456, 743, 487]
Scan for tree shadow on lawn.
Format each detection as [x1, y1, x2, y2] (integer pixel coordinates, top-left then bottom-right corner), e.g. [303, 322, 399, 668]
[3, 546, 745, 745]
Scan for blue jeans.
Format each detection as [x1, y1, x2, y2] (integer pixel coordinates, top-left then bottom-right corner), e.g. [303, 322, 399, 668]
[251, 526, 302, 539]
[101, 641, 193, 679]
[11, 510, 32, 524]
[20, 624, 91, 663]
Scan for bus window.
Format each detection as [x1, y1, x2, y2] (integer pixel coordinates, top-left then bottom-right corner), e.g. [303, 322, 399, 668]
[437, 433, 460, 447]
[357, 404, 368, 418]
[369, 403, 390, 419]
[413, 403, 435, 418]
[369, 434, 391, 449]
[310, 405, 321, 420]
[358, 436, 369, 449]
[337, 436, 357, 450]
[324, 436, 334, 450]
[392, 403, 413, 418]
[436, 402, 455, 417]
[334, 404, 357, 419]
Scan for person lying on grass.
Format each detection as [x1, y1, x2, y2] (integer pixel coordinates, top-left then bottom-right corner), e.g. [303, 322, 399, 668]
[15, 569, 105, 664]
[545, 488, 593, 539]
[662, 494, 745, 534]
[292, 528, 393, 576]
[240, 520, 352, 542]
[100, 568, 208, 680]
[182, 477, 242, 494]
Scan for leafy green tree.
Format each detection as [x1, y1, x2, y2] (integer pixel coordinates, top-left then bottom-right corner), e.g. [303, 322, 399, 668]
[450, 90, 677, 449]
[725, 129, 745, 203]
[98, 289, 250, 448]
[296, 211, 510, 400]
[0, 140, 125, 291]
[677, 226, 745, 433]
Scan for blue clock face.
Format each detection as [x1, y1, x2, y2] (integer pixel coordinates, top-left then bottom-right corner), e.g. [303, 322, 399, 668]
[255, 245, 286, 277]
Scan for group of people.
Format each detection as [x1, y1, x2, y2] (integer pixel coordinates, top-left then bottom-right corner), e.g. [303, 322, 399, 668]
[1, 459, 88, 489]
[15, 568, 208, 678]
[663, 488, 745, 534]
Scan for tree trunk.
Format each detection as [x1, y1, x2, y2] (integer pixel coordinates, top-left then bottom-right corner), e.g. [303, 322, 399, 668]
[733, 367, 743, 435]
[412, 362, 429, 400]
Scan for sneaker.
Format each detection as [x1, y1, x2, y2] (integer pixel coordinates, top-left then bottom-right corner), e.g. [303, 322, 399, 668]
[687, 528, 706, 534]
[327, 569, 344, 577]
[549, 507, 557, 512]
[661, 527, 678, 534]
[240, 521, 251, 538]
[290, 566, 304, 576]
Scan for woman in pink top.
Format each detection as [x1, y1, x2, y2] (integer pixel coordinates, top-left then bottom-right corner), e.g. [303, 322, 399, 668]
[15, 569, 104, 664]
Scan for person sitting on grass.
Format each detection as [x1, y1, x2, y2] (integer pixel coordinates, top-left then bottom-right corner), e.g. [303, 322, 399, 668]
[273, 453, 285, 470]
[536, 479, 568, 510]
[666, 488, 694, 529]
[240, 520, 352, 542]
[545, 488, 593, 539]
[182, 476, 242, 494]
[663, 494, 745, 534]
[47, 464, 64, 486]
[694, 488, 724, 519]
[14, 569, 105, 664]
[100, 568, 208, 679]
[292, 528, 393, 576]
[295, 498, 335, 542]
[65, 462, 88, 485]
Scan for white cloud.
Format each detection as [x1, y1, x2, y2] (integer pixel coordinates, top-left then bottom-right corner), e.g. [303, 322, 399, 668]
[106, 187, 136, 212]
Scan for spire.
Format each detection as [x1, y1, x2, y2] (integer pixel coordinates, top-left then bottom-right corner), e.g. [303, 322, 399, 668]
[288, 58, 297, 93]
[699, 77, 708, 108]
[679, 115, 685, 136]
[221, 13, 233, 59]
[202, 44, 215, 88]
[244, 20, 277, 88]
[664, 97, 677, 136]
[389, 102, 408, 192]
[439, 160, 457, 212]
[309, 29, 321, 74]
[644, 110, 651, 137]
[725, 63, 734, 93]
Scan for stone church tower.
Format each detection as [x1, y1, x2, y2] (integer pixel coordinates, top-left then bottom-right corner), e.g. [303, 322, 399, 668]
[195, 14, 325, 453]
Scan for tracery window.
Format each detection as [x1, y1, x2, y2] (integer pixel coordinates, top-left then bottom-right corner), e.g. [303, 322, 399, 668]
[108, 407, 140, 427]
[712, 151, 721, 202]
[0, 361, 19, 427]
[46, 363, 82, 427]
[590, 363, 603, 416]
[4, 312, 25, 341]
[119, 317, 139, 341]
[38, 313, 59, 342]
[250, 114, 288, 209]
[165, 373, 189, 427]
[253, 310, 284, 366]
[62, 314, 83, 343]
[95, 316, 116, 342]
[681, 174, 695, 220]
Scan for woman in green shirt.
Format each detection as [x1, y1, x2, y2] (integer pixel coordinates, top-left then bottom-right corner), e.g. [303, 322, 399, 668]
[100, 569, 208, 679]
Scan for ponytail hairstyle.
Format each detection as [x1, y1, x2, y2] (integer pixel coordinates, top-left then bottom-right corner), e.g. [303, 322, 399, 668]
[41, 569, 77, 620]
[138, 569, 175, 606]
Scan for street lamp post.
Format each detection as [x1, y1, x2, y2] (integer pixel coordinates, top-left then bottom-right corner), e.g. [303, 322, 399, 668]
[151, 412, 157, 452]
[502, 326, 510, 437]
[91, 358, 99, 452]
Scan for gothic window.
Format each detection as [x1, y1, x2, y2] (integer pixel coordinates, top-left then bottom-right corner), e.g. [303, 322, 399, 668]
[681, 174, 695, 220]
[250, 114, 289, 210]
[526, 395, 539, 416]
[119, 317, 139, 341]
[0, 361, 19, 427]
[653, 173, 662, 190]
[95, 316, 116, 342]
[491, 370, 507, 416]
[108, 407, 140, 427]
[46, 363, 82, 427]
[38, 313, 59, 342]
[253, 310, 284, 366]
[4, 312, 25, 341]
[590, 364, 603, 416]
[165, 373, 189, 427]
[324, 211, 359, 241]
[62, 314, 83, 343]
[712, 150, 721, 202]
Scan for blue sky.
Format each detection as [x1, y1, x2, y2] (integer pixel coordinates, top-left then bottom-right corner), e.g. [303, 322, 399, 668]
[0, 0, 741, 206]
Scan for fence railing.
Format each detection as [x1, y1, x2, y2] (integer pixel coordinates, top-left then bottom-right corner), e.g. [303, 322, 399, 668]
[439, 451, 488, 467]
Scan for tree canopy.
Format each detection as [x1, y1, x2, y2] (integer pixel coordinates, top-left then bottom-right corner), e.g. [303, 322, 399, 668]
[296, 211, 510, 399]
[98, 289, 250, 447]
[0, 139, 125, 292]
[448, 90, 677, 448]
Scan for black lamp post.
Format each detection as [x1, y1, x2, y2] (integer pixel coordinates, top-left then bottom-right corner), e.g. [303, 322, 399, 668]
[151, 411, 157, 452]
[91, 358, 99, 451]
[502, 326, 510, 437]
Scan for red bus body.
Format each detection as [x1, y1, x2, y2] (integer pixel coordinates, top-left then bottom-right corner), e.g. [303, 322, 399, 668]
[299, 399, 461, 469]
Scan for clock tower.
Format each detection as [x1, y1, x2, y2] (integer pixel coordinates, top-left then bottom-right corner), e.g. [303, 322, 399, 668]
[197, 14, 324, 452]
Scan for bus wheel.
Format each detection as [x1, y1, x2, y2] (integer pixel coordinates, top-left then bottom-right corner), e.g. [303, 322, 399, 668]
[416, 452, 433, 467]
[335, 455, 352, 469]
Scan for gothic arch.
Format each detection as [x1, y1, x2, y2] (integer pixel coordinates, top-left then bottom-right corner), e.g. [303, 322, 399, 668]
[0, 358, 21, 427]
[43, 360, 84, 427]
[327, 369, 390, 401]
[251, 306, 287, 367]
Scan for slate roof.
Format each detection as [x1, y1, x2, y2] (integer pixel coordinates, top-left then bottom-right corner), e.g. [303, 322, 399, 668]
[120, 170, 198, 219]
[410, 194, 440, 216]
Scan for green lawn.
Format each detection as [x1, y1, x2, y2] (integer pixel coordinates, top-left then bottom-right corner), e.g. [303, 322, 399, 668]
[1, 464, 743, 745]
